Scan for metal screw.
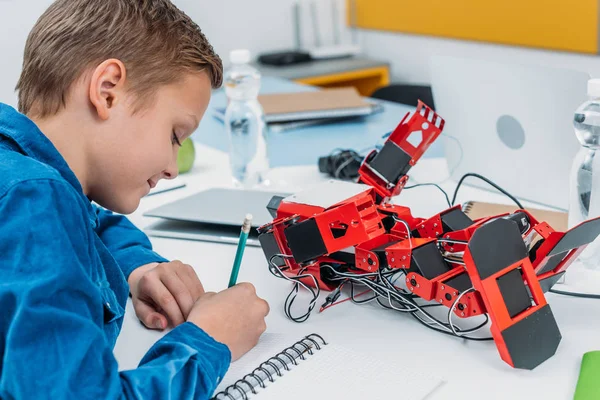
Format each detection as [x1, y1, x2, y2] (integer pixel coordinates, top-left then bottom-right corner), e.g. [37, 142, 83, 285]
[368, 253, 371, 258]
[385, 252, 388, 255]
[402, 256, 406, 261]
[391, 258, 395, 262]
[416, 284, 420, 288]
[421, 224, 425, 228]
[439, 299, 443, 303]
[450, 247, 454, 251]
[434, 223, 438, 227]
[446, 235, 450, 239]
[441, 285, 445, 290]
[409, 287, 414, 291]
[363, 258, 366, 262]
[461, 312, 465, 317]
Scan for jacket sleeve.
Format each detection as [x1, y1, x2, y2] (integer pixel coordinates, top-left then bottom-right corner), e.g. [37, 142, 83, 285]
[94, 205, 168, 281]
[0, 180, 230, 400]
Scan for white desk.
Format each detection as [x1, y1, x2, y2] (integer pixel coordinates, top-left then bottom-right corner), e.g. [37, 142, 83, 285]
[114, 144, 600, 400]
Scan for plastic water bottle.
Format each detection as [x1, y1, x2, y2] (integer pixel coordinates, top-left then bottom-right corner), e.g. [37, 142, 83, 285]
[568, 78, 600, 269]
[224, 49, 270, 188]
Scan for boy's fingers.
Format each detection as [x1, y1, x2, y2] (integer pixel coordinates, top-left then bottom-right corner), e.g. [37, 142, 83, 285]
[176, 265, 205, 301]
[134, 300, 168, 330]
[159, 272, 194, 319]
[144, 280, 185, 326]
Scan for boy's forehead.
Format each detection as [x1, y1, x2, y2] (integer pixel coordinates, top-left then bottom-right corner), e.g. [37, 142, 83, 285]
[161, 72, 212, 116]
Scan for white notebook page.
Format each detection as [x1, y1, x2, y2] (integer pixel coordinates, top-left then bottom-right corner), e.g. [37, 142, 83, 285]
[213, 333, 446, 400]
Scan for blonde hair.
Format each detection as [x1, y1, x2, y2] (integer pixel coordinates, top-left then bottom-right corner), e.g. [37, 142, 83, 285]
[16, 0, 222, 118]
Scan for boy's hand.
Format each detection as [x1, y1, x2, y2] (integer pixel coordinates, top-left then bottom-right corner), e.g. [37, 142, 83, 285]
[128, 261, 205, 330]
[188, 283, 269, 361]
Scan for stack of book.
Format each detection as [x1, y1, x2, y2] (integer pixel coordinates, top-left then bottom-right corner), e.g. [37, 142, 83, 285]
[214, 87, 383, 133]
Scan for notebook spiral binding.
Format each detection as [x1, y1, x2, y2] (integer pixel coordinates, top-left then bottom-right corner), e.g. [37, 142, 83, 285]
[462, 201, 474, 214]
[212, 334, 328, 400]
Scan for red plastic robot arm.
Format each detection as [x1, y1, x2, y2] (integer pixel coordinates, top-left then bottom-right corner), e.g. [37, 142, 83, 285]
[358, 101, 444, 202]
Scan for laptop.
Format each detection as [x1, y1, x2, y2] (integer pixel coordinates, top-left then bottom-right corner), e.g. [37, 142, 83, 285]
[431, 55, 590, 210]
[143, 188, 289, 247]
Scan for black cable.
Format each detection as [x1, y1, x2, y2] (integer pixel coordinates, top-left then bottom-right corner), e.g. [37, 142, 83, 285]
[318, 149, 363, 180]
[349, 281, 379, 304]
[404, 183, 452, 208]
[267, 256, 320, 323]
[331, 266, 493, 341]
[549, 288, 600, 299]
[451, 172, 524, 208]
[273, 261, 494, 340]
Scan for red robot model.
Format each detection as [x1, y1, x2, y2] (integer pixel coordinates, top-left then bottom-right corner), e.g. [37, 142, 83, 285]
[257, 101, 600, 370]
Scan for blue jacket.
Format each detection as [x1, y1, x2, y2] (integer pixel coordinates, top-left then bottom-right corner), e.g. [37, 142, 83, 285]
[0, 104, 230, 399]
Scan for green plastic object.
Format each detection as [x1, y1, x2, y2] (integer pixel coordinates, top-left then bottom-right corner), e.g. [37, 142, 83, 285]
[177, 138, 195, 174]
[574, 351, 600, 399]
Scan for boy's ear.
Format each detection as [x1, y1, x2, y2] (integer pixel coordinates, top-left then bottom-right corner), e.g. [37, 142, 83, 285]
[89, 59, 127, 120]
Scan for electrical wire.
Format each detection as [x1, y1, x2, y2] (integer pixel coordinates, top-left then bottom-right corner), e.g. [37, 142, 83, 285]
[267, 254, 320, 323]
[451, 172, 524, 209]
[549, 288, 600, 299]
[404, 182, 452, 208]
[319, 264, 492, 341]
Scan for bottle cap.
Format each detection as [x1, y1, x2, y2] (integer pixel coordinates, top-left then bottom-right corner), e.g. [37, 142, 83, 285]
[588, 79, 600, 98]
[230, 49, 251, 64]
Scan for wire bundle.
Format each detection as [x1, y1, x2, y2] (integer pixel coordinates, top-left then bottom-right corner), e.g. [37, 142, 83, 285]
[317, 149, 363, 180]
[268, 254, 492, 341]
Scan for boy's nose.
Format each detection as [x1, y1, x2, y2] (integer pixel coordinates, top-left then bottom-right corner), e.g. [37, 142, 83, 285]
[163, 157, 179, 180]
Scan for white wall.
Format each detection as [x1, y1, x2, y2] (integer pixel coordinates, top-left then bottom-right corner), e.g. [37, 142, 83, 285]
[359, 29, 600, 84]
[172, 0, 298, 68]
[0, 0, 55, 107]
[0, 0, 350, 107]
[174, 0, 352, 68]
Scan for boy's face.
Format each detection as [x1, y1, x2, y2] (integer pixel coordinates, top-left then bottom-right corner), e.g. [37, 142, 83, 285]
[88, 72, 211, 214]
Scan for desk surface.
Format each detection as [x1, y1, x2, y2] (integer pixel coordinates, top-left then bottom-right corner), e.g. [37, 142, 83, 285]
[254, 56, 389, 81]
[193, 76, 445, 167]
[114, 144, 600, 400]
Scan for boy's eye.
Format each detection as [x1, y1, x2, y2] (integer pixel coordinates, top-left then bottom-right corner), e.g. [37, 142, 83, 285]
[172, 131, 182, 146]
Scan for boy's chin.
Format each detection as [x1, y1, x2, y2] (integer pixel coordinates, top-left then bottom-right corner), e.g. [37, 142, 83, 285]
[99, 196, 141, 215]
[115, 197, 141, 215]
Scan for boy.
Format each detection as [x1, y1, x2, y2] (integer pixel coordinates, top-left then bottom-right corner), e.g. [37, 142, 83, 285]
[0, 0, 269, 399]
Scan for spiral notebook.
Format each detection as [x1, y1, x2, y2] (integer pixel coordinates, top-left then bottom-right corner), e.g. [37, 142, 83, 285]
[211, 333, 446, 400]
[462, 201, 568, 232]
